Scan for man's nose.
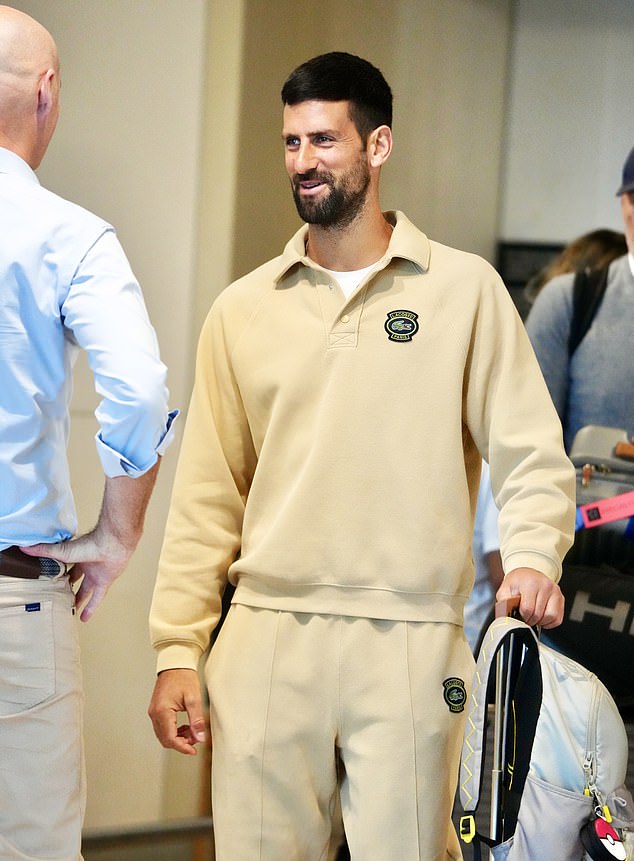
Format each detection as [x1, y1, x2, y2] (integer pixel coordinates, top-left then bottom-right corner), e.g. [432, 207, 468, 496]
[294, 142, 318, 173]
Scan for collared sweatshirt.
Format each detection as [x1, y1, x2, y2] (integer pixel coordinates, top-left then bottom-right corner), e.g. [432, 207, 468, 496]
[150, 211, 575, 672]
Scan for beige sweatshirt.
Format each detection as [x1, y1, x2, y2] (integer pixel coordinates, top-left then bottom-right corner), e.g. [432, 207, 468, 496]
[150, 211, 575, 672]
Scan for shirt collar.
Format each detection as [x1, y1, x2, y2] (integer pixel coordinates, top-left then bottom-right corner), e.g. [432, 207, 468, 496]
[628, 253, 634, 278]
[272, 210, 431, 284]
[0, 146, 40, 186]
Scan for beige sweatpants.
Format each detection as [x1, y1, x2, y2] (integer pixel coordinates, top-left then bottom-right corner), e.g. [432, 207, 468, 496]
[206, 604, 474, 861]
[0, 575, 84, 860]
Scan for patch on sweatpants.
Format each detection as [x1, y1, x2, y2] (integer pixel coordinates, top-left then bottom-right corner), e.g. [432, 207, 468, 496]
[442, 677, 467, 713]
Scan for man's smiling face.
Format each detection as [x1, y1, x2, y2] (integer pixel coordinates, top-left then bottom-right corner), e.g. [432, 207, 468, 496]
[283, 99, 371, 228]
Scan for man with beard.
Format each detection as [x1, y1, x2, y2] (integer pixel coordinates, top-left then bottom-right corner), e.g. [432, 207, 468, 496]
[148, 52, 575, 860]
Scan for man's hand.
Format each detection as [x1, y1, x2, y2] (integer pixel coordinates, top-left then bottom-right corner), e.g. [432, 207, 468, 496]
[148, 668, 207, 756]
[20, 529, 133, 622]
[20, 463, 160, 621]
[496, 567, 565, 628]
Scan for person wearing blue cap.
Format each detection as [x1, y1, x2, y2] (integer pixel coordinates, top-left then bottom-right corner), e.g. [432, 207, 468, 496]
[616, 145, 634, 197]
[526, 146, 634, 452]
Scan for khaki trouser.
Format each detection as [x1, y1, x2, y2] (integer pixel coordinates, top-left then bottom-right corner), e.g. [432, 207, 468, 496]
[206, 605, 473, 861]
[0, 575, 84, 860]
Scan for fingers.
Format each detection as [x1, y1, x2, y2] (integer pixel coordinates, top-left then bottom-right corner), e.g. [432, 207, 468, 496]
[19, 544, 104, 621]
[148, 669, 206, 757]
[21, 534, 131, 623]
[75, 578, 109, 623]
[19, 542, 57, 558]
[19, 539, 78, 565]
[517, 588, 564, 629]
[69, 565, 84, 587]
[531, 586, 565, 629]
[177, 721, 208, 748]
[497, 567, 565, 629]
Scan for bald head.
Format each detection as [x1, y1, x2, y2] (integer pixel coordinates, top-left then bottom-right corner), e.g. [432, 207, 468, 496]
[0, 4, 60, 167]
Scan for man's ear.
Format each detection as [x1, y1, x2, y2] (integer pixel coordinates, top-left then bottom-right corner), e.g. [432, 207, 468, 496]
[37, 69, 57, 118]
[368, 125, 392, 168]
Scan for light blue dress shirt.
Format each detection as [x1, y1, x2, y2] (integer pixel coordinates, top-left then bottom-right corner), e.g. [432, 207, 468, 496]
[464, 461, 500, 652]
[0, 147, 177, 550]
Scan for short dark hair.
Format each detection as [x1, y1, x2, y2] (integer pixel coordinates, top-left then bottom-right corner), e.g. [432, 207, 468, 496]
[281, 51, 393, 140]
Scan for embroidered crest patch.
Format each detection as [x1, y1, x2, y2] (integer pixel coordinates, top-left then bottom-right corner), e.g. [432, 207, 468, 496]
[443, 677, 467, 713]
[384, 309, 419, 342]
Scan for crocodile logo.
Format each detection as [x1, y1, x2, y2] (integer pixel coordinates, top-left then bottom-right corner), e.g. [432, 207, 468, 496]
[384, 309, 419, 342]
[443, 677, 467, 713]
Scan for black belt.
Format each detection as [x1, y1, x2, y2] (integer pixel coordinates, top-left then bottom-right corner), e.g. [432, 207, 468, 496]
[0, 546, 65, 579]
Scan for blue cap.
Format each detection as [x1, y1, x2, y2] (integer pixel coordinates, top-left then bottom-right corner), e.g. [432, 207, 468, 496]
[616, 146, 634, 196]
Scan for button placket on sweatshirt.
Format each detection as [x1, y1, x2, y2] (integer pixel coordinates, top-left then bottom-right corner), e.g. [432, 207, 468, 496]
[315, 277, 367, 349]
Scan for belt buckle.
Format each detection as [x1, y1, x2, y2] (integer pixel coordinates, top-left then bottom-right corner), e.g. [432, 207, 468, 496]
[39, 558, 68, 580]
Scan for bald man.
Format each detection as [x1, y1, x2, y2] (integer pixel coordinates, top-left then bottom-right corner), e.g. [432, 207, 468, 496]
[0, 6, 176, 858]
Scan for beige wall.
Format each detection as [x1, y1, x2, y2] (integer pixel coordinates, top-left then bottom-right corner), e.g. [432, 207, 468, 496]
[8, 0, 511, 830]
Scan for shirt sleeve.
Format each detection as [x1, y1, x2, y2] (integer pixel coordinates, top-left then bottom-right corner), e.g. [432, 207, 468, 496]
[465, 270, 576, 582]
[524, 273, 575, 424]
[60, 228, 178, 477]
[149, 300, 257, 671]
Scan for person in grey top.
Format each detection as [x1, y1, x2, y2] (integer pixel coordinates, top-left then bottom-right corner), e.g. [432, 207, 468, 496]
[525, 146, 634, 452]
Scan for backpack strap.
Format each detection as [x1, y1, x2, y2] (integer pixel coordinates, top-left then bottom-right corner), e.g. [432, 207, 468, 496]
[568, 266, 610, 357]
[459, 616, 542, 855]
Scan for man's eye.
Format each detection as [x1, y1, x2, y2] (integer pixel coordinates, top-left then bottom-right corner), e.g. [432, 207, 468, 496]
[285, 138, 300, 149]
[315, 136, 333, 145]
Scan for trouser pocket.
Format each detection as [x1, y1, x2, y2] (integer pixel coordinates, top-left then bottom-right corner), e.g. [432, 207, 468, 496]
[0, 599, 54, 715]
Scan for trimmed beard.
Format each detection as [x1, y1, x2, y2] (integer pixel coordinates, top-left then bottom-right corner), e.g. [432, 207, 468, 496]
[291, 159, 371, 229]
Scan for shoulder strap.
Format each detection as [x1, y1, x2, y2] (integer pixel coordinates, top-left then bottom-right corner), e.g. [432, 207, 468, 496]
[568, 266, 610, 357]
[459, 616, 542, 855]
[460, 616, 539, 810]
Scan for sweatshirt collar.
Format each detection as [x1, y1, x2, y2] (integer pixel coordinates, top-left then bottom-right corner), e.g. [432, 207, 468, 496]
[273, 210, 431, 284]
[0, 146, 40, 186]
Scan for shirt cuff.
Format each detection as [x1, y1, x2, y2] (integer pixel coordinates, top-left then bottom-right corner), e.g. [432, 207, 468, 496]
[502, 550, 561, 583]
[155, 641, 203, 674]
[96, 408, 180, 477]
[157, 409, 180, 455]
